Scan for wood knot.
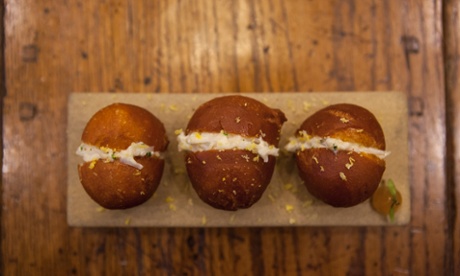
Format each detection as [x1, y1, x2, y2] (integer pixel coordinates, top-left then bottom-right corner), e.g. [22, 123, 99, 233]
[22, 44, 40, 63]
[401, 35, 420, 54]
[19, 102, 38, 121]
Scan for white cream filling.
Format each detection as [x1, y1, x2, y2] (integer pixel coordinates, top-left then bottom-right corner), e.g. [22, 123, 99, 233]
[76, 142, 162, 170]
[285, 131, 390, 159]
[176, 131, 278, 162]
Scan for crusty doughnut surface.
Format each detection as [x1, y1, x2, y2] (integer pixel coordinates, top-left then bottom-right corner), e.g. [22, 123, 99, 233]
[77, 103, 168, 209]
[294, 103, 386, 207]
[183, 95, 286, 211]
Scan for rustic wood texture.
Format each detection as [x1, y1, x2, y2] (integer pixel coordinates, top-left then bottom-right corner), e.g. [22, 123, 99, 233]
[1, 0, 455, 275]
[444, 0, 460, 275]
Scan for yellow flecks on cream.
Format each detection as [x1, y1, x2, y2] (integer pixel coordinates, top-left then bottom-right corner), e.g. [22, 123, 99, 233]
[169, 104, 178, 111]
[345, 157, 356, 170]
[285, 204, 294, 213]
[125, 218, 131, 225]
[174, 129, 183, 135]
[303, 101, 312, 111]
[169, 204, 177, 211]
[201, 216, 207, 225]
[77, 142, 161, 170]
[177, 131, 279, 163]
[246, 143, 257, 151]
[303, 200, 313, 208]
[340, 117, 350, 123]
[88, 160, 97, 169]
[285, 131, 390, 159]
[96, 207, 105, 212]
[339, 172, 347, 181]
[268, 194, 276, 202]
[165, 196, 174, 203]
[253, 155, 260, 162]
[289, 218, 296, 224]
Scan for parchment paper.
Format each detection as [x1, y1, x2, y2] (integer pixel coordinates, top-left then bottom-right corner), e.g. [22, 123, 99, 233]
[67, 92, 410, 227]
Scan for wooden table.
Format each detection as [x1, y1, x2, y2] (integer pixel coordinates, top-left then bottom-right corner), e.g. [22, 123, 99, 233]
[2, 0, 459, 275]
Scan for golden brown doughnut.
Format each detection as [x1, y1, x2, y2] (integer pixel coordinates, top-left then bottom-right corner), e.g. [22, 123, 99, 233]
[177, 95, 287, 211]
[76, 103, 168, 209]
[286, 103, 388, 207]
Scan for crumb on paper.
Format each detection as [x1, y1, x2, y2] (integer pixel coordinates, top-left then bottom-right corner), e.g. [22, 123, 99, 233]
[201, 216, 207, 225]
[174, 167, 185, 175]
[125, 218, 131, 225]
[283, 183, 297, 193]
[289, 218, 296, 225]
[169, 104, 178, 111]
[96, 207, 105, 212]
[286, 99, 295, 111]
[230, 214, 236, 222]
[165, 196, 174, 203]
[321, 100, 329, 106]
[303, 200, 313, 208]
[285, 204, 294, 213]
[303, 101, 312, 111]
[268, 193, 276, 202]
[146, 94, 153, 100]
[169, 204, 177, 211]
[188, 198, 194, 206]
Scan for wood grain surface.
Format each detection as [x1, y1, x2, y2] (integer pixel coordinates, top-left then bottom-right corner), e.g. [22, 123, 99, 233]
[1, 0, 457, 275]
